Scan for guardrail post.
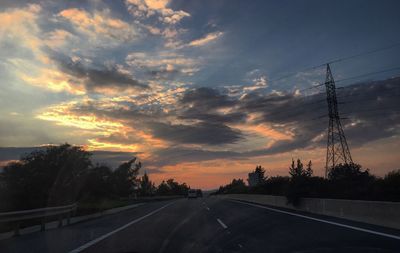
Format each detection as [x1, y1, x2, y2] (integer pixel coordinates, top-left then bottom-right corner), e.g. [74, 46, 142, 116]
[13, 222, 20, 237]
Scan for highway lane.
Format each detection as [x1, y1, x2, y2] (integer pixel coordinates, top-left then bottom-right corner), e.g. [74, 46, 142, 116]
[0, 200, 176, 253]
[1, 197, 400, 252]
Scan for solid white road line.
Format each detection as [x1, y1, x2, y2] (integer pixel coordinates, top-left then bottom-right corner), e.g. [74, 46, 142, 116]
[69, 202, 175, 253]
[231, 200, 400, 241]
[217, 218, 228, 229]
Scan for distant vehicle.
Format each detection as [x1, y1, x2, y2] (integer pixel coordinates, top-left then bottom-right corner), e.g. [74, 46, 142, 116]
[187, 189, 197, 198]
[196, 189, 203, 198]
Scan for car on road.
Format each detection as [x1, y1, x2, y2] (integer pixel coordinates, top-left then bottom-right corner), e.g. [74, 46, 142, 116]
[187, 189, 198, 198]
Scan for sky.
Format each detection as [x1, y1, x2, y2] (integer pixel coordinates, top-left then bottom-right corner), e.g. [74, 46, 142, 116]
[1, 0, 400, 189]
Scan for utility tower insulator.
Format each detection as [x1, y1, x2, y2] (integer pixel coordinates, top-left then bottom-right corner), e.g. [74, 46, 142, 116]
[324, 64, 353, 177]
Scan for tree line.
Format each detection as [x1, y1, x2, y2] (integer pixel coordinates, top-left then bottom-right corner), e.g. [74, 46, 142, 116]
[214, 159, 400, 205]
[0, 144, 190, 212]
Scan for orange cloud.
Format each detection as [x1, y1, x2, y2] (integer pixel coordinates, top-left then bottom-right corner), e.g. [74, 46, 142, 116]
[87, 139, 139, 152]
[58, 8, 137, 45]
[188, 32, 223, 47]
[37, 102, 124, 134]
[0, 4, 42, 55]
[126, 0, 190, 24]
[19, 66, 86, 95]
[36, 99, 168, 156]
[234, 123, 293, 149]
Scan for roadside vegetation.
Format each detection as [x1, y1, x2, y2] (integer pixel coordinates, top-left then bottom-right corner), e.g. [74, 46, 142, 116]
[0, 144, 190, 213]
[214, 159, 400, 204]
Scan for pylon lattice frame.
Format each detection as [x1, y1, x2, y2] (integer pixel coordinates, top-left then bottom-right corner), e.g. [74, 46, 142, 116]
[325, 64, 353, 177]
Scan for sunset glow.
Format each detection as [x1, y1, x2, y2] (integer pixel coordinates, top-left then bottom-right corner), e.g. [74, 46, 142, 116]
[1, 0, 400, 190]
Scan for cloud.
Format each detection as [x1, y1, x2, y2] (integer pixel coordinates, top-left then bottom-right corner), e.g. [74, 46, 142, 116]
[147, 121, 243, 145]
[180, 87, 237, 110]
[126, 51, 200, 78]
[0, 4, 42, 58]
[36, 76, 400, 167]
[0, 4, 144, 95]
[153, 78, 400, 165]
[50, 52, 148, 92]
[176, 87, 246, 124]
[43, 29, 77, 50]
[58, 8, 137, 46]
[125, 0, 190, 25]
[188, 31, 223, 47]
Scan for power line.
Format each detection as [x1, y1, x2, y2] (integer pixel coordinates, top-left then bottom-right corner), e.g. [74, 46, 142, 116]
[341, 111, 400, 120]
[336, 87, 400, 102]
[341, 106, 400, 114]
[293, 66, 400, 95]
[335, 67, 400, 88]
[327, 42, 400, 65]
[338, 93, 400, 104]
[267, 41, 400, 86]
[140, 65, 400, 106]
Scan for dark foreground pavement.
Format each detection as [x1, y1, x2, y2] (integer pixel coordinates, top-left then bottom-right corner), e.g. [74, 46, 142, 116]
[1, 197, 400, 253]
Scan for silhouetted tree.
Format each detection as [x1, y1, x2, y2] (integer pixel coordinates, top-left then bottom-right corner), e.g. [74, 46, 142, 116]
[155, 179, 189, 196]
[0, 144, 92, 211]
[305, 160, 313, 177]
[379, 170, 400, 201]
[218, 178, 247, 194]
[248, 165, 267, 187]
[80, 165, 113, 201]
[139, 172, 156, 196]
[289, 159, 312, 178]
[328, 163, 369, 181]
[287, 159, 314, 205]
[156, 180, 170, 196]
[110, 158, 140, 198]
[264, 176, 290, 195]
[326, 163, 376, 199]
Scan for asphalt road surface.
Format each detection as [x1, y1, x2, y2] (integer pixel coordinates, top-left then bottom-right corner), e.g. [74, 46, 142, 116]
[1, 197, 400, 253]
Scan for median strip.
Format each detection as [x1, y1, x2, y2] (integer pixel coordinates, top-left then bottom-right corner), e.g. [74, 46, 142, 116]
[68, 201, 175, 253]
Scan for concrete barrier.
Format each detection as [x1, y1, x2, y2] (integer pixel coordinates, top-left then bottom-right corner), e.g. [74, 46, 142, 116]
[218, 194, 400, 230]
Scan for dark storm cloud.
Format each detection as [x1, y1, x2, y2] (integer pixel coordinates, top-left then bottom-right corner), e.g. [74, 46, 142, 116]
[333, 77, 400, 147]
[147, 121, 243, 145]
[180, 87, 237, 110]
[238, 77, 400, 153]
[148, 77, 400, 166]
[51, 77, 399, 166]
[178, 108, 246, 124]
[49, 52, 148, 91]
[177, 87, 246, 124]
[70, 100, 162, 122]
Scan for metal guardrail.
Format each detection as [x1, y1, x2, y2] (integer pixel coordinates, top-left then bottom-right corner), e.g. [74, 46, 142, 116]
[0, 203, 77, 236]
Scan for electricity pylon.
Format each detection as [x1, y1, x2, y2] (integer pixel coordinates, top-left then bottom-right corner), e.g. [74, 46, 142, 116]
[324, 64, 353, 177]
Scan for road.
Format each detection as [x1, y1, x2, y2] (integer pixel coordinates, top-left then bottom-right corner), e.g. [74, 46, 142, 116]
[1, 197, 400, 252]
